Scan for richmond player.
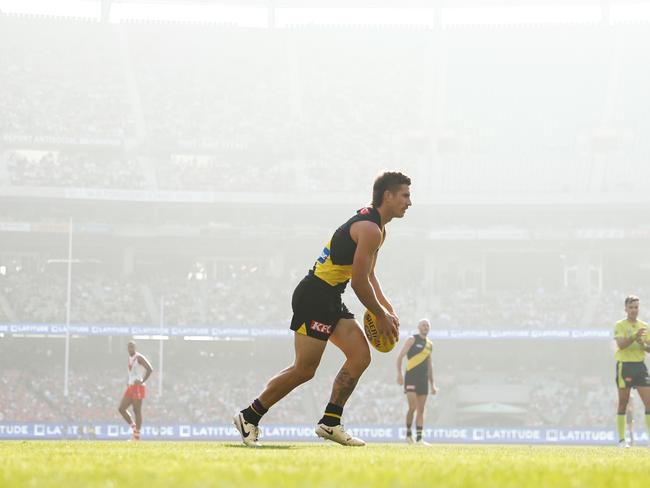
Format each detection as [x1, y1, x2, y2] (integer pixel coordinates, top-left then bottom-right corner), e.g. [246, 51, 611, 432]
[234, 171, 410, 447]
[396, 319, 437, 445]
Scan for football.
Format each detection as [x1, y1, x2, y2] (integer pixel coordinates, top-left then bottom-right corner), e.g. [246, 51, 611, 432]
[363, 310, 396, 353]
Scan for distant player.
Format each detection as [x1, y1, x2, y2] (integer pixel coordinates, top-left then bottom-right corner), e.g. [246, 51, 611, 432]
[118, 341, 153, 441]
[234, 171, 410, 447]
[614, 295, 650, 448]
[396, 318, 437, 445]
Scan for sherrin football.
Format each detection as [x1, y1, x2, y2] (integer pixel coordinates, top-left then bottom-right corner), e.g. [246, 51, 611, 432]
[363, 310, 396, 353]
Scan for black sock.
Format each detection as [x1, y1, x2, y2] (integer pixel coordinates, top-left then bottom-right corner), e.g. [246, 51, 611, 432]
[406, 427, 413, 438]
[416, 426, 423, 441]
[241, 398, 268, 426]
[319, 402, 343, 426]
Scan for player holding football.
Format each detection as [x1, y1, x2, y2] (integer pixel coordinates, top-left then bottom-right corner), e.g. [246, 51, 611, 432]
[234, 171, 410, 447]
[396, 318, 436, 445]
[118, 341, 153, 441]
[614, 295, 650, 448]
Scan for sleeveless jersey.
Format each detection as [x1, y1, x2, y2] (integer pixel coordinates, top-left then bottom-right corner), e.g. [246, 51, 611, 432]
[405, 335, 433, 377]
[127, 353, 146, 385]
[311, 207, 385, 293]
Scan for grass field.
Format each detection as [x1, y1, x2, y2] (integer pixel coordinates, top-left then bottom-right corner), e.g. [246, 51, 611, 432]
[1, 441, 649, 488]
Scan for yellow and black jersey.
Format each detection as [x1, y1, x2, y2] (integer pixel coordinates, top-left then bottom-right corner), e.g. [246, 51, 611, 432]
[310, 206, 385, 293]
[405, 334, 433, 378]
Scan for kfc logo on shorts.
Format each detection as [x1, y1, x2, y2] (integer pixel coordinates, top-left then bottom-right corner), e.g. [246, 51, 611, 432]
[310, 320, 332, 335]
[360, 208, 370, 215]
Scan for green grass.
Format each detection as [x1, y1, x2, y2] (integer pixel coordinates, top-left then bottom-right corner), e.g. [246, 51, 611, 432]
[1, 441, 649, 488]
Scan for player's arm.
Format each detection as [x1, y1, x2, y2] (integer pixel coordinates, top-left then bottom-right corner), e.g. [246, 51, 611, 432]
[428, 356, 437, 395]
[369, 252, 395, 316]
[135, 354, 154, 385]
[350, 221, 383, 316]
[395, 337, 415, 385]
[615, 327, 647, 349]
[350, 221, 398, 342]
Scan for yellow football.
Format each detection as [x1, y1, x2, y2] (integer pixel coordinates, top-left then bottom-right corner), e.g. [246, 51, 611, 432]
[363, 310, 396, 353]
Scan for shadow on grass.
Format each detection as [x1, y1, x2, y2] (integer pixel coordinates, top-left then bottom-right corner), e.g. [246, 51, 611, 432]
[225, 443, 304, 450]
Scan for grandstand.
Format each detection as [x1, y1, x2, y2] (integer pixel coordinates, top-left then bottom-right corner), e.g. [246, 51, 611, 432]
[2, 0, 650, 444]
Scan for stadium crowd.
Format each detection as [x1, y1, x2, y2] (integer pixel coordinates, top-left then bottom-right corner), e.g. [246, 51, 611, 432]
[2, 15, 648, 195]
[0, 16, 133, 140]
[2, 150, 146, 190]
[1, 266, 644, 329]
[0, 271, 149, 325]
[428, 288, 587, 329]
[0, 362, 617, 430]
[0, 16, 418, 194]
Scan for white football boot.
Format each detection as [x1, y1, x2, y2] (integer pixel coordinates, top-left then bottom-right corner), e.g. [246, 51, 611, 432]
[415, 438, 431, 446]
[406, 435, 415, 444]
[617, 439, 630, 449]
[233, 412, 261, 448]
[315, 423, 365, 446]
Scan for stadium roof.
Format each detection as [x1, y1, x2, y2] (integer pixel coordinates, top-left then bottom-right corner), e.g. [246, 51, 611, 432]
[3, 0, 650, 25]
[105, 0, 650, 6]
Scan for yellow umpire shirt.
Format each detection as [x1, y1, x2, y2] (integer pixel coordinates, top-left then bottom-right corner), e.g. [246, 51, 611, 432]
[614, 319, 648, 362]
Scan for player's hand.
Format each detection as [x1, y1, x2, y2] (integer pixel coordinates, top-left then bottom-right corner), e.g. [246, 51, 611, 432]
[134, 379, 142, 385]
[635, 328, 647, 343]
[391, 313, 400, 334]
[430, 384, 438, 395]
[391, 310, 400, 329]
[397, 374, 404, 386]
[376, 311, 399, 345]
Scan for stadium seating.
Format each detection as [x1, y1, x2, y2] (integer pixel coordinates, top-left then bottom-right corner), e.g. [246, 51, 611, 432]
[2, 265, 642, 329]
[1, 15, 649, 194]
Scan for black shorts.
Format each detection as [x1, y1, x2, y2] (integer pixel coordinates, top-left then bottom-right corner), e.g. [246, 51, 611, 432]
[404, 371, 428, 396]
[615, 361, 650, 389]
[289, 274, 354, 341]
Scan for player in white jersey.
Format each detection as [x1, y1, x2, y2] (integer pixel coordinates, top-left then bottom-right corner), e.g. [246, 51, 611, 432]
[118, 341, 153, 441]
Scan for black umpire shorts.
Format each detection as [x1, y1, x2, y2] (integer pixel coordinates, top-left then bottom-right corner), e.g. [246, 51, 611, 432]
[616, 361, 650, 389]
